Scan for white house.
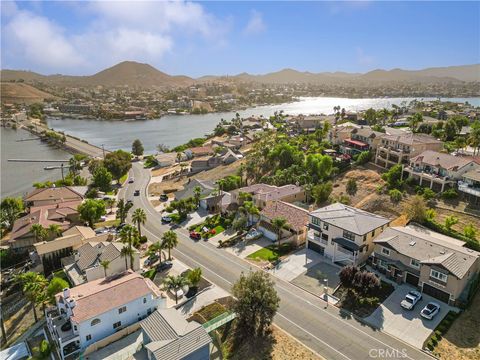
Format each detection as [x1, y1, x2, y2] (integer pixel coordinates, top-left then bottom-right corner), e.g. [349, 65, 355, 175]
[46, 271, 165, 360]
[307, 203, 391, 265]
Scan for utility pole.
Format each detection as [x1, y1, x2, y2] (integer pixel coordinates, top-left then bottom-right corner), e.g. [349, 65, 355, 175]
[60, 163, 65, 181]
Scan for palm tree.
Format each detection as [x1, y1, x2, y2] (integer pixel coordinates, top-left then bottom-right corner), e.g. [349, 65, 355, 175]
[119, 225, 138, 270]
[120, 246, 134, 271]
[100, 260, 110, 277]
[105, 198, 116, 214]
[132, 208, 147, 237]
[162, 275, 189, 304]
[271, 217, 287, 247]
[161, 230, 178, 260]
[193, 186, 202, 207]
[48, 224, 62, 239]
[116, 199, 133, 224]
[31, 223, 47, 243]
[15, 272, 48, 322]
[149, 241, 164, 263]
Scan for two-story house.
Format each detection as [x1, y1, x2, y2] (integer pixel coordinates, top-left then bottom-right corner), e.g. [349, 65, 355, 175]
[340, 127, 384, 155]
[403, 150, 479, 192]
[307, 203, 391, 265]
[372, 225, 480, 305]
[24, 186, 86, 208]
[458, 168, 480, 206]
[230, 184, 305, 209]
[374, 133, 443, 168]
[46, 271, 165, 360]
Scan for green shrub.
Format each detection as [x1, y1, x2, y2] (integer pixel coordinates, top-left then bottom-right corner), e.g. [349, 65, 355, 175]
[139, 235, 148, 244]
[405, 176, 416, 187]
[422, 188, 436, 200]
[389, 189, 403, 203]
[441, 188, 458, 199]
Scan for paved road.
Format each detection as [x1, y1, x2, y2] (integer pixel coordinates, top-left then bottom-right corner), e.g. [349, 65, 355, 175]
[121, 163, 434, 360]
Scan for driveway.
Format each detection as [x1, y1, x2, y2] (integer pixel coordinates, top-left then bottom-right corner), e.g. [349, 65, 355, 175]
[271, 248, 324, 282]
[364, 284, 456, 348]
[290, 257, 341, 294]
[181, 209, 209, 228]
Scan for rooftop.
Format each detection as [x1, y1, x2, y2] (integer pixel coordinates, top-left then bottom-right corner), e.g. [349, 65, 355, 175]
[25, 186, 85, 203]
[410, 150, 476, 171]
[380, 133, 443, 146]
[260, 201, 309, 232]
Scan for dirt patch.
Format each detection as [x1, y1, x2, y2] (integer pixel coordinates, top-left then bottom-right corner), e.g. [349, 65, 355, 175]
[148, 177, 186, 196]
[331, 168, 385, 207]
[434, 205, 480, 234]
[270, 326, 322, 360]
[434, 290, 480, 360]
[194, 159, 246, 182]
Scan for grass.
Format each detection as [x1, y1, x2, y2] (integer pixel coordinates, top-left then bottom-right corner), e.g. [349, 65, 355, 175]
[143, 269, 156, 280]
[94, 219, 120, 229]
[247, 243, 294, 262]
[190, 215, 228, 238]
[119, 173, 128, 185]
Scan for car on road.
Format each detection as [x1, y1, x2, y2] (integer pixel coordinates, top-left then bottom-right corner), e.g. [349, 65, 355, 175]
[400, 290, 422, 310]
[160, 194, 168, 202]
[245, 228, 263, 241]
[190, 231, 201, 240]
[128, 177, 134, 183]
[420, 302, 441, 320]
[134, 190, 140, 196]
[162, 215, 173, 223]
[156, 261, 173, 272]
[144, 255, 160, 267]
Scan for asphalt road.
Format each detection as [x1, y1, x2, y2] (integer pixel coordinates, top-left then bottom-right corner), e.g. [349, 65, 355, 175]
[121, 162, 434, 360]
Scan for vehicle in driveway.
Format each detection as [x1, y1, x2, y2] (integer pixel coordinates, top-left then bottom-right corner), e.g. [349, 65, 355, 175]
[420, 302, 441, 320]
[144, 254, 159, 267]
[134, 189, 140, 196]
[160, 194, 168, 202]
[245, 228, 263, 241]
[189, 231, 201, 240]
[128, 177, 134, 183]
[162, 215, 173, 223]
[156, 261, 173, 272]
[401, 290, 422, 310]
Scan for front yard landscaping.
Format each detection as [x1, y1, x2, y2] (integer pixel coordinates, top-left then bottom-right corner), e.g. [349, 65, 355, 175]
[247, 243, 294, 263]
[189, 214, 230, 239]
[93, 219, 120, 229]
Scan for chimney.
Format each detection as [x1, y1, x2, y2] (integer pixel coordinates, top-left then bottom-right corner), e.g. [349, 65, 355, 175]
[63, 288, 70, 299]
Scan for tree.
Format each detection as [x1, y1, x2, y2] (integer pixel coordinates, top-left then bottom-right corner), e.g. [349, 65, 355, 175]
[46, 277, 69, 303]
[403, 195, 427, 223]
[162, 275, 189, 304]
[346, 178, 358, 196]
[132, 139, 144, 156]
[468, 120, 480, 155]
[78, 199, 106, 227]
[120, 246, 134, 271]
[132, 208, 147, 237]
[339, 265, 359, 291]
[311, 182, 333, 205]
[353, 270, 380, 296]
[187, 268, 202, 290]
[382, 164, 403, 189]
[15, 272, 48, 322]
[92, 166, 113, 192]
[48, 224, 63, 238]
[444, 216, 458, 231]
[389, 189, 403, 203]
[31, 224, 48, 243]
[119, 225, 138, 269]
[116, 199, 133, 224]
[443, 119, 458, 141]
[149, 241, 164, 262]
[232, 215, 247, 232]
[0, 197, 24, 230]
[271, 217, 287, 247]
[408, 113, 423, 131]
[464, 224, 477, 240]
[100, 260, 110, 277]
[193, 186, 202, 206]
[161, 230, 178, 260]
[156, 143, 170, 153]
[232, 271, 280, 338]
[104, 150, 132, 182]
[355, 151, 372, 165]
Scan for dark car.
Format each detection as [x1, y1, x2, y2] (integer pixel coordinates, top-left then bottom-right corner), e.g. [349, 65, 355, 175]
[156, 261, 173, 272]
[134, 190, 140, 196]
[189, 231, 201, 240]
[128, 177, 134, 183]
[160, 194, 168, 202]
[117, 222, 127, 230]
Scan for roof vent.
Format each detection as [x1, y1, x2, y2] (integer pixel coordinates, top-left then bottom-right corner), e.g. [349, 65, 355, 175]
[440, 251, 445, 255]
[409, 241, 416, 246]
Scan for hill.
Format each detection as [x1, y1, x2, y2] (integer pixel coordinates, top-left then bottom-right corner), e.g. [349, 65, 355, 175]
[0, 83, 57, 104]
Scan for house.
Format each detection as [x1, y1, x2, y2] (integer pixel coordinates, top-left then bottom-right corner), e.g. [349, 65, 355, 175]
[307, 203, 390, 265]
[24, 186, 86, 207]
[372, 225, 480, 305]
[174, 179, 216, 201]
[230, 184, 305, 209]
[350, 127, 384, 150]
[403, 150, 480, 192]
[154, 152, 178, 168]
[199, 192, 232, 214]
[9, 200, 82, 250]
[190, 149, 241, 174]
[62, 242, 140, 285]
[46, 270, 165, 360]
[0, 342, 30, 360]
[185, 146, 214, 159]
[458, 168, 480, 206]
[140, 308, 211, 360]
[374, 133, 443, 168]
[258, 201, 309, 246]
[33, 226, 110, 275]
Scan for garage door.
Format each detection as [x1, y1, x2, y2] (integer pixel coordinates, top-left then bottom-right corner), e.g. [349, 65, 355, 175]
[259, 227, 277, 241]
[405, 272, 419, 287]
[307, 241, 325, 255]
[422, 283, 450, 303]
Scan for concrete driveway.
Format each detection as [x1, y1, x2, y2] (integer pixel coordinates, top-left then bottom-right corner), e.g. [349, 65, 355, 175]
[270, 248, 323, 281]
[364, 284, 456, 348]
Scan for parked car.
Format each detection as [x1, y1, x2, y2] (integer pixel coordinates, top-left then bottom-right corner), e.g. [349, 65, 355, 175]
[156, 261, 173, 272]
[245, 228, 263, 241]
[117, 222, 127, 230]
[134, 190, 140, 196]
[128, 177, 134, 183]
[144, 254, 160, 267]
[400, 290, 422, 310]
[94, 227, 106, 235]
[190, 231, 201, 240]
[162, 215, 173, 223]
[160, 194, 168, 202]
[420, 302, 441, 320]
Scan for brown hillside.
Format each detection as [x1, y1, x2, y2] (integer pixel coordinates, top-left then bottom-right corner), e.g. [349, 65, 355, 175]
[1, 83, 57, 104]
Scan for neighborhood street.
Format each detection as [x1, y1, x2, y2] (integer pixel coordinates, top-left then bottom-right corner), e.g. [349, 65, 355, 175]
[121, 162, 434, 360]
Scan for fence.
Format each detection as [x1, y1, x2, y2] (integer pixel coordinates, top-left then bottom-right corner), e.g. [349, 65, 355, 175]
[82, 322, 141, 356]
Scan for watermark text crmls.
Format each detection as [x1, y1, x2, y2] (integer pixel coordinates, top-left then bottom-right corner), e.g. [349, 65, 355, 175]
[369, 348, 409, 359]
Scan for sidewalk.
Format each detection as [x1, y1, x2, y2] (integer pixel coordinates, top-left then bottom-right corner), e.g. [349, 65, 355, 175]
[178, 286, 230, 318]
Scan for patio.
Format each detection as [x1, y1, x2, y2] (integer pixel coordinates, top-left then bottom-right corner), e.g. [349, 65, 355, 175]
[290, 258, 341, 296]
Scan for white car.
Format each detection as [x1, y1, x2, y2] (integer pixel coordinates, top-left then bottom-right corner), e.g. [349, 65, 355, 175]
[400, 290, 422, 310]
[162, 215, 173, 223]
[245, 228, 263, 241]
[420, 302, 441, 320]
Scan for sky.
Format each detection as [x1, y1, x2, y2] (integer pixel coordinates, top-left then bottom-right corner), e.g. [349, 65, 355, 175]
[1, 1, 479, 77]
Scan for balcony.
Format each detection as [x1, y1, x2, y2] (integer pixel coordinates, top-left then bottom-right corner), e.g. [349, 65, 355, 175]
[307, 230, 328, 246]
[458, 183, 480, 197]
[404, 166, 452, 183]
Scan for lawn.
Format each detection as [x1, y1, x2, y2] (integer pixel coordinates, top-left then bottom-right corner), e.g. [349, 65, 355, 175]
[190, 214, 228, 238]
[334, 280, 395, 318]
[119, 173, 128, 185]
[143, 268, 156, 280]
[247, 243, 294, 263]
[94, 219, 120, 229]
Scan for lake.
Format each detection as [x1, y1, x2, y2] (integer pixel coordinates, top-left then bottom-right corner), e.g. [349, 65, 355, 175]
[46, 96, 480, 154]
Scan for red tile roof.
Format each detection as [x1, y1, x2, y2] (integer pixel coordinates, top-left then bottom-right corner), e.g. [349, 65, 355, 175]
[260, 201, 309, 232]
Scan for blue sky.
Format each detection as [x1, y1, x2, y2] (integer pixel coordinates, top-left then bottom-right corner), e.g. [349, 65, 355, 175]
[1, 1, 479, 77]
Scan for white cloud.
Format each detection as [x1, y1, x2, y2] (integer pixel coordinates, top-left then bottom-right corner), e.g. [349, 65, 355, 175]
[244, 10, 266, 35]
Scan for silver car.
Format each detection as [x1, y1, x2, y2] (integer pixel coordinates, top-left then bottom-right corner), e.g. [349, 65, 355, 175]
[400, 290, 422, 310]
[420, 302, 441, 320]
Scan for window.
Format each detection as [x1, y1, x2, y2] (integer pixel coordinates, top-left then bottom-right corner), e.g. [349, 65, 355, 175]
[86, 335, 92, 341]
[311, 217, 320, 226]
[113, 321, 122, 329]
[381, 247, 390, 256]
[343, 230, 355, 241]
[363, 235, 367, 242]
[430, 269, 448, 283]
[91, 318, 101, 326]
[118, 306, 127, 314]
[143, 297, 147, 304]
[323, 223, 329, 231]
[410, 259, 420, 268]
[321, 233, 328, 241]
[371, 229, 376, 237]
